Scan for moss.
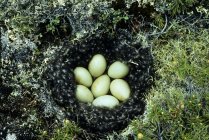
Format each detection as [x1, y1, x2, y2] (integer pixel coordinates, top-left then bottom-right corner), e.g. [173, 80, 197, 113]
[0, 0, 72, 41]
[155, 0, 197, 15]
[153, 25, 209, 87]
[129, 85, 209, 140]
[41, 119, 80, 140]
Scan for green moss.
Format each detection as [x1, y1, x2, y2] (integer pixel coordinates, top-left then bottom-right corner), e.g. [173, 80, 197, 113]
[129, 85, 209, 140]
[42, 119, 80, 140]
[153, 26, 209, 87]
[46, 16, 61, 33]
[155, 0, 198, 16]
[0, 0, 72, 39]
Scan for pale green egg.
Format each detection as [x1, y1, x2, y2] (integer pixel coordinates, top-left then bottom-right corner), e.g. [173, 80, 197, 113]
[88, 54, 107, 77]
[92, 95, 119, 109]
[74, 67, 93, 87]
[108, 61, 129, 79]
[110, 79, 130, 101]
[91, 75, 110, 97]
[76, 85, 94, 103]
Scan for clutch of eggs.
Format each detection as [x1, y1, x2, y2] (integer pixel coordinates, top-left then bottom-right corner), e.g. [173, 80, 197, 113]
[74, 54, 130, 109]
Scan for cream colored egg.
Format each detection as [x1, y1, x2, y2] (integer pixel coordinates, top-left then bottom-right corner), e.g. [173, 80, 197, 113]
[108, 61, 129, 79]
[92, 95, 119, 109]
[88, 54, 107, 77]
[110, 79, 130, 101]
[91, 75, 110, 97]
[76, 85, 94, 103]
[74, 67, 92, 87]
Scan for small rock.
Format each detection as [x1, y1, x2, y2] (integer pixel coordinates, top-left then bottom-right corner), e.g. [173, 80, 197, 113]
[92, 95, 119, 109]
[76, 85, 94, 103]
[88, 54, 107, 77]
[110, 79, 130, 101]
[91, 75, 110, 97]
[74, 67, 93, 87]
[108, 61, 129, 78]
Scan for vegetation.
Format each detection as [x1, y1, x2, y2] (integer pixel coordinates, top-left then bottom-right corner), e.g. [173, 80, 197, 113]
[50, 120, 80, 140]
[0, 0, 208, 139]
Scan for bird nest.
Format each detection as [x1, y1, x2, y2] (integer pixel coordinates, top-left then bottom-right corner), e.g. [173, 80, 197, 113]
[44, 30, 154, 133]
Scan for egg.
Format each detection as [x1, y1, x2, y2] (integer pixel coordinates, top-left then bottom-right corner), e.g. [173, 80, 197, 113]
[88, 54, 107, 77]
[92, 95, 119, 109]
[74, 67, 93, 87]
[76, 85, 94, 103]
[110, 79, 130, 101]
[91, 75, 110, 97]
[108, 61, 129, 78]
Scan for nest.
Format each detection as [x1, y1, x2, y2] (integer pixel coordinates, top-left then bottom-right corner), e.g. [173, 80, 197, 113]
[44, 30, 154, 133]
